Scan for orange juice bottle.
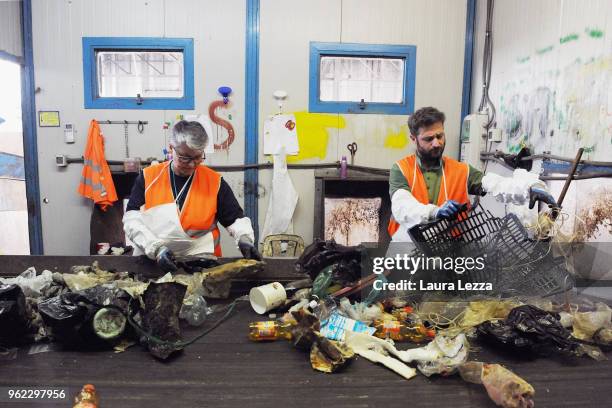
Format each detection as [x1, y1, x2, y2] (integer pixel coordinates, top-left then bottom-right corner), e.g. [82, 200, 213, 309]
[248, 321, 293, 341]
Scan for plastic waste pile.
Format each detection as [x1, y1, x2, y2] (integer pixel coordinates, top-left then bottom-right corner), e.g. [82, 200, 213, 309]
[0, 259, 263, 360]
[245, 239, 612, 408]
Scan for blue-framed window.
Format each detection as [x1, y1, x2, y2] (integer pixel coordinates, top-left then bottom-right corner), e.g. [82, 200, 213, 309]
[82, 37, 194, 110]
[309, 42, 416, 115]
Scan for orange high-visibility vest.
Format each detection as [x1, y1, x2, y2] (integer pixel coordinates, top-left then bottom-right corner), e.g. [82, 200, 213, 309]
[77, 120, 118, 211]
[143, 162, 223, 256]
[388, 155, 470, 236]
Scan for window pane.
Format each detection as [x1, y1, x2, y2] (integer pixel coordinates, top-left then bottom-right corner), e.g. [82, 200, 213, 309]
[96, 51, 184, 98]
[319, 56, 404, 103]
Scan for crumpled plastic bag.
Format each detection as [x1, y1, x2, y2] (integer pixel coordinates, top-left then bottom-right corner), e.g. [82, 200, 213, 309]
[477, 304, 602, 359]
[295, 239, 366, 281]
[344, 331, 417, 380]
[63, 263, 117, 291]
[38, 285, 131, 349]
[459, 361, 535, 408]
[417, 301, 468, 326]
[0, 268, 54, 298]
[572, 303, 611, 341]
[38, 292, 100, 348]
[0, 284, 32, 346]
[114, 280, 148, 298]
[339, 298, 384, 324]
[460, 300, 521, 329]
[160, 271, 212, 325]
[397, 332, 470, 376]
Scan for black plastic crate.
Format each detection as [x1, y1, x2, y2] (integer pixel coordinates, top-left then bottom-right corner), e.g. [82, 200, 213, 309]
[408, 208, 502, 257]
[498, 254, 575, 297]
[406, 207, 574, 298]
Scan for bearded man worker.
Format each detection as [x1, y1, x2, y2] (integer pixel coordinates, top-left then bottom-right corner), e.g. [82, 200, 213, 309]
[123, 120, 261, 272]
[388, 106, 556, 242]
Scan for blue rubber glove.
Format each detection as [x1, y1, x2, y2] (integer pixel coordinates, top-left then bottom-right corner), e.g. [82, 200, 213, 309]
[435, 200, 462, 220]
[156, 246, 178, 272]
[529, 187, 557, 209]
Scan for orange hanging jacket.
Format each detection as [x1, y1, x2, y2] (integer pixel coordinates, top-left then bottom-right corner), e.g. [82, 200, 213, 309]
[77, 120, 118, 211]
[388, 154, 470, 236]
[143, 162, 223, 257]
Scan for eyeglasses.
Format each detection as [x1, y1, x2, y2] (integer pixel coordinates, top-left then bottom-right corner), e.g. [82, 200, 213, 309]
[174, 153, 204, 165]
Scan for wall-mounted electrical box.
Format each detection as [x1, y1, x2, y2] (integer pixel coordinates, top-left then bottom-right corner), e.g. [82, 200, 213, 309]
[64, 124, 75, 143]
[488, 128, 503, 143]
[459, 113, 488, 170]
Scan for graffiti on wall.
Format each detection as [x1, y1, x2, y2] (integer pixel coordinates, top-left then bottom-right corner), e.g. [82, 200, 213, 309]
[499, 29, 612, 160]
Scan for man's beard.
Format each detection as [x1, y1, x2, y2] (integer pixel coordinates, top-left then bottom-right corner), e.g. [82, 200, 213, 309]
[418, 146, 444, 164]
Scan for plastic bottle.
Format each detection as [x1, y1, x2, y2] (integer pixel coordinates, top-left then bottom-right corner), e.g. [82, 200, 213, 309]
[179, 295, 208, 326]
[373, 319, 435, 343]
[307, 295, 338, 324]
[73, 384, 99, 408]
[248, 321, 293, 341]
[340, 156, 348, 179]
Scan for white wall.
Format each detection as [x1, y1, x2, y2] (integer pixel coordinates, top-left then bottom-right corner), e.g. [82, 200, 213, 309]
[259, 0, 469, 245]
[470, 0, 612, 284]
[0, 0, 22, 58]
[471, 0, 612, 161]
[32, 0, 245, 255]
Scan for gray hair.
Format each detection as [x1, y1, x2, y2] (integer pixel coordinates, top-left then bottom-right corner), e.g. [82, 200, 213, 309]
[170, 120, 209, 151]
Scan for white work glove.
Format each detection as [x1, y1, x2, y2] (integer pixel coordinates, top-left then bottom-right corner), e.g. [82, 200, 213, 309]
[481, 169, 547, 206]
[227, 217, 255, 244]
[344, 331, 417, 380]
[391, 189, 439, 225]
[122, 210, 164, 259]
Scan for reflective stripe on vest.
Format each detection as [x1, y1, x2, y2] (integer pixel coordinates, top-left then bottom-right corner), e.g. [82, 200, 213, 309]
[143, 162, 223, 256]
[387, 155, 470, 236]
[77, 120, 118, 211]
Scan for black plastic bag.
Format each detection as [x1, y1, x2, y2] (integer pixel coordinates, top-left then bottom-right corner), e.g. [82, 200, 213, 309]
[38, 292, 100, 349]
[295, 239, 366, 282]
[477, 304, 580, 356]
[0, 284, 31, 347]
[38, 285, 131, 349]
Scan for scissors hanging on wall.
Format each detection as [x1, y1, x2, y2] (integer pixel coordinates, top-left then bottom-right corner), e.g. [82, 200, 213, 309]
[347, 142, 358, 165]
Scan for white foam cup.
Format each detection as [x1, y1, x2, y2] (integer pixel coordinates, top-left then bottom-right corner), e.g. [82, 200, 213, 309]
[249, 282, 287, 314]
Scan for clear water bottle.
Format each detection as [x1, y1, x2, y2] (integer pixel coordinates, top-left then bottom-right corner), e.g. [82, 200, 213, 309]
[180, 295, 208, 326]
[308, 295, 338, 324]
